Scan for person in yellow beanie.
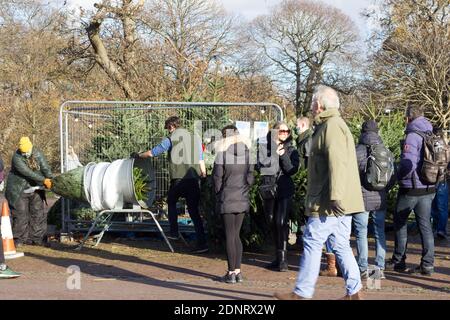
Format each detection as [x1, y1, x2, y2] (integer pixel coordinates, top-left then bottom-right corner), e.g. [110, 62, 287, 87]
[5, 136, 54, 247]
[19, 137, 33, 155]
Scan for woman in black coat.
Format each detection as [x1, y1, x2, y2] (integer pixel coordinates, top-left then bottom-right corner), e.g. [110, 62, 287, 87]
[213, 125, 254, 284]
[258, 121, 300, 271]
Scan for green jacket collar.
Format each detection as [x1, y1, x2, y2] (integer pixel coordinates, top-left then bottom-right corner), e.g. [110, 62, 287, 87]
[298, 128, 313, 141]
[314, 108, 341, 125]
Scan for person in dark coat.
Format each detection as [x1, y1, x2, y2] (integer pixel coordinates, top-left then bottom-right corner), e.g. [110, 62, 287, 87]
[294, 117, 312, 249]
[213, 125, 254, 284]
[5, 137, 53, 247]
[0, 157, 21, 279]
[354, 120, 393, 280]
[258, 121, 300, 272]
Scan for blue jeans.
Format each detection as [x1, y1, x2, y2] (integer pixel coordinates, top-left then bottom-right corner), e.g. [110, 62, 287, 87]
[431, 182, 448, 235]
[325, 237, 334, 253]
[352, 210, 386, 271]
[392, 193, 435, 268]
[295, 215, 362, 298]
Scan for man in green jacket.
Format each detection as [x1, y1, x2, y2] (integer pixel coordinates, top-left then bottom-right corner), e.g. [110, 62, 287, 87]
[5, 137, 53, 247]
[138, 116, 208, 254]
[275, 85, 364, 300]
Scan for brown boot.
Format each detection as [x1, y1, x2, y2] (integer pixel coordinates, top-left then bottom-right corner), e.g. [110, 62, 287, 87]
[274, 292, 309, 300]
[340, 291, 362, 300]
[319, 253, 338, 277]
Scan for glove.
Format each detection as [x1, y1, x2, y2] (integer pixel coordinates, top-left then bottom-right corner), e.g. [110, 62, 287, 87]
[330, 200, 345, 217]
[43, 178, 52, 189]
[0, 181, 4, 192]
[130, 152, 140, 159]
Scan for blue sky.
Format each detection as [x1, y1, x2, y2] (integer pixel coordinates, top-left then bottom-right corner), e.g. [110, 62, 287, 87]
[68, 0, 376, 40]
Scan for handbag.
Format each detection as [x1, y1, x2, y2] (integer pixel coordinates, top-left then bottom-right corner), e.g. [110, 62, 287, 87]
[258, 171, 281, 200]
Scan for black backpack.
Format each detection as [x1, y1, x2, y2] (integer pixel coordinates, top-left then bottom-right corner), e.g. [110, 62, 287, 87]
[363, 143, 395, 191]
[413, 130, 449, 185]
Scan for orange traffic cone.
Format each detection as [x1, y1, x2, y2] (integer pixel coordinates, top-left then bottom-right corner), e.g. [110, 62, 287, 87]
[1, 201, 24, 259]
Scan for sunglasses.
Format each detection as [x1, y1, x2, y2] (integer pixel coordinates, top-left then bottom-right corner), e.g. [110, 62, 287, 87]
[278, 129, 291, 134]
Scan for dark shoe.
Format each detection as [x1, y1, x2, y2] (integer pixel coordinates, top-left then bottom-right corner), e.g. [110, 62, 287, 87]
[14, 239, 31, 248]
[235, 272, 243, 283]
[35, 242, 51, 248]
[409, 265, 433, 276]
[274, 292, 308, 300]
[0, 264, 21, 279]
[191, 244, 208, 254]
[222, 272, 236, 284]
[340, 291, 362, 300]
[32, 238, 51, 248]
[385, 260, 406, 272]
[320, 253, 338, 277]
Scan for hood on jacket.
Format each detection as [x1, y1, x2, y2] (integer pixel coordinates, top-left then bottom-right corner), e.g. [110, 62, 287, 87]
[313, 108, 341, 125]
[405, 116, 433, 134]
[359, 131, 383, 145]
[361, 120, 379, 133]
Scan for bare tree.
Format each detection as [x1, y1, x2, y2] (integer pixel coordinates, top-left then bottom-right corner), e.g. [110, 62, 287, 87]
[83, 0, 145, 99]
[249, 0, 359, 115]
[0, 0, 69, 167]
[141, 0, 237, 100]
[367, 0, 450, 128]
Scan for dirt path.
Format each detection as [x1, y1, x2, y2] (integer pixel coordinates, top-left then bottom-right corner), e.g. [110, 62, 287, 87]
[1, 194, 449, 300]
[1, 233, 449, 300]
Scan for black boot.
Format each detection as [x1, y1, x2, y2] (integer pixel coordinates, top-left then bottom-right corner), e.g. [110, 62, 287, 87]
[265, 251, 279, 270]
[278, 250, 288, 272]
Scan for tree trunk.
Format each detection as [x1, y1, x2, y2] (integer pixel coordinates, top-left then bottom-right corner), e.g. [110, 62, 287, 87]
[86, 2, 137, 100]
[295, 62, 302, 116]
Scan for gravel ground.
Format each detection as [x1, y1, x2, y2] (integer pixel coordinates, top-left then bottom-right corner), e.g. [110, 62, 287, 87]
[1, 232, 449, 300]
[1, 194, 449, 300]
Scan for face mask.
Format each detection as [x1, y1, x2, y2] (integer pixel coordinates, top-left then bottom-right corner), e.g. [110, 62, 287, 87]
[23, 152, 32, 158]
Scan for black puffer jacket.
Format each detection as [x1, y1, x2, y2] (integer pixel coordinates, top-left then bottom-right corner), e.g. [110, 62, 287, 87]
[258, 132, 300, 199]
[213, 136, 254, 214]
[355, 131, 389, 211]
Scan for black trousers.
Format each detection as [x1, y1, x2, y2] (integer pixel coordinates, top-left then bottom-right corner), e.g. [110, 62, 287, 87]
[222, 213, 245, 271]
[263, 197, 292, 251]
[11, 192, 46, 244]
[167, 179, 206, 244]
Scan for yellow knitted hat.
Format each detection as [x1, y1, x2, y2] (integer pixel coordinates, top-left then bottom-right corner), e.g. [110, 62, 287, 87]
[19, 137, 33, 153]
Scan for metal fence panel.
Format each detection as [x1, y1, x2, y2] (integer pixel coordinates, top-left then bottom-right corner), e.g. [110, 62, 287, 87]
[59, 101, 283, 233]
